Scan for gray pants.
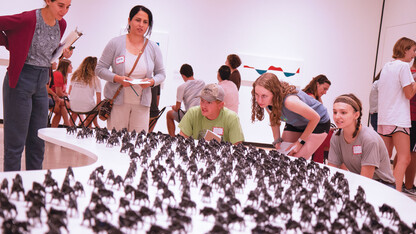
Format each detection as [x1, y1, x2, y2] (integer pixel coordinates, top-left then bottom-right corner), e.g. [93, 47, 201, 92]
[3, 64, 49, 171]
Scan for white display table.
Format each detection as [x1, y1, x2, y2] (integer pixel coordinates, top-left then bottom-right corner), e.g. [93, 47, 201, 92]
[0, 128, 414, 233]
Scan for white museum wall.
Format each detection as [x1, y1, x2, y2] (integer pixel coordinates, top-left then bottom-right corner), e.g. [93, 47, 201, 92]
[0, 0, 393, 144]
[376, 0, 416, 74]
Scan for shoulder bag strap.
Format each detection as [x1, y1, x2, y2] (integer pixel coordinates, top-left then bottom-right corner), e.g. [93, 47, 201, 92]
[111, 38, 149, 100]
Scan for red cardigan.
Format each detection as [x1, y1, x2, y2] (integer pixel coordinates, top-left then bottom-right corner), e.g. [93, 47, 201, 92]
[0, 9, 66, 88]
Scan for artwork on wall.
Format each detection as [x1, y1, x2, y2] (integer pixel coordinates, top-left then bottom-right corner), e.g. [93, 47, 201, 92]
[238, 53, 304, 88]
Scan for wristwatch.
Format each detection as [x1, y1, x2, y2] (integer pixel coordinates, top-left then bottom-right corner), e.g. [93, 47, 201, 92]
[298, 138, 306, 145]
[272, 137, 283, 145]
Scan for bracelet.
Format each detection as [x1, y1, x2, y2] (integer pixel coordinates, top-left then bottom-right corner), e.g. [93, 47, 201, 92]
[272, 137, 283, 145]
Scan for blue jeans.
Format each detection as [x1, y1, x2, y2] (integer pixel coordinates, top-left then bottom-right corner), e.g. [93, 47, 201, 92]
[3, 64, 49, 171]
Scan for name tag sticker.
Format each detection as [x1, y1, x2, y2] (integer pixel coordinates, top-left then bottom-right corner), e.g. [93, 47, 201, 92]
[353, 145, 362, 155]
[212, 127, 224, 136]
[115, 56, 125, 65]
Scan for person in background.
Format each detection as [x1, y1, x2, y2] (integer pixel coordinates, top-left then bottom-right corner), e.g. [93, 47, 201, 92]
[369, 72, 380, 131]
[226, 54, 242, 90]
[403, 59, 416, 195]
[302, 74, 331, 103]
[68, 56, 101, 128]
[302, 74, 332, 163]
[252, 73, 330, 159]
[96, 5, 165, 132]
[166, 64, 205, 136]
[47, 62, 60, 112]
[377, 37, 416, 191]
[0, 0, 71, 171]
[328, 94, 396, 189]
[179, 83, 244, 144]
[217, 65, 239, 113]
[148, 84, 161, 132]
[51, 58, 72, 127]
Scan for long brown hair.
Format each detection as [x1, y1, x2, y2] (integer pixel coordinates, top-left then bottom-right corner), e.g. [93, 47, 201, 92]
[251, 73, 297, 126]
[302, 74, 331, 100]
[71, 56, 98, 87]
[334, 93, 362, 138]
[56, 59, 71, 83]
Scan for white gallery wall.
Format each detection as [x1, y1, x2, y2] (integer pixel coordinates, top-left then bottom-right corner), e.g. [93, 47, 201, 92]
[0, 0, 414, 143]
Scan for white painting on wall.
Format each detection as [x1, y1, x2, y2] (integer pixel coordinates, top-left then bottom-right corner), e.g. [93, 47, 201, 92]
[238, 53, 304, 88]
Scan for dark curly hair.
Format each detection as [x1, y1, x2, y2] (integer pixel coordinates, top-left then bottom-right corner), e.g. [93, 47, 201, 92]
[251, 73, 297, 126]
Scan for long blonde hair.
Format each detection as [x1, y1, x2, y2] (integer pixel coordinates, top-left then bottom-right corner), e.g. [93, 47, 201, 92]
[71, 56, 97, 87]
[251, 73, 297, 126]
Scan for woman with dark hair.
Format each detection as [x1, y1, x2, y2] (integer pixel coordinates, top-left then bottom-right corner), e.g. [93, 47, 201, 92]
[0, 0, 71, 171]
[252, 73, 330, 159]
[226, 54, 242, 90]
[302, 74, 331, 163]
[96, 5, 166, 132]
[51, 58, 72, 127]
[302, 74, 331, 103]
[329, 94, 395, 189]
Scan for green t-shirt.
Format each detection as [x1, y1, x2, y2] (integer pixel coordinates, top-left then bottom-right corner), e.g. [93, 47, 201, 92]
[178, 106, 244, 144]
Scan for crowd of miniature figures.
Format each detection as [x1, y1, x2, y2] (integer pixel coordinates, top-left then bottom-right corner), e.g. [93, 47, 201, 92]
[1, 126, 416, 233]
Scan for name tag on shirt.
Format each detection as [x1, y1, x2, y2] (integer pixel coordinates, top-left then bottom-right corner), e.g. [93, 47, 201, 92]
[115, 56, 125, 64]
[353, 145, 362, 155]
[213, 127, 224, 136]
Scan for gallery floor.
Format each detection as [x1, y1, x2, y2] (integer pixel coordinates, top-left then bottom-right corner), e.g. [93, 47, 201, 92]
[0, 125, 415, 203]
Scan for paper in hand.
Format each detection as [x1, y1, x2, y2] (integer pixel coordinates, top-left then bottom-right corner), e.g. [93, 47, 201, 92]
[127, 80, 151, 85]
[51, 28, 82, 62]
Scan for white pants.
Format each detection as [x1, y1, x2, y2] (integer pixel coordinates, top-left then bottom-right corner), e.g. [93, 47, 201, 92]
[108, 103, 150, 133]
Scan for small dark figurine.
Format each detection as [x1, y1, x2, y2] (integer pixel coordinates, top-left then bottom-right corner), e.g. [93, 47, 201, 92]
[74, 181, 85, 196]
[107, 135, 120, 147]
[10, 174, 25, 200]
[93, 202, 113, 219]
[26, 205, 42, 225]
[31, 181, 46, 195]
[2, 219, 30, 234]
[50, 189, 66, 205]
[207, 224, 229, 234]
[147, 224, 171, 234]
[105, 169, 115, 184]
[179, 198, 196, 212]
[81, 207, 96, 227]
[0, 195, 18, 218]
[139, 206, 156, 221]
[153, 196, 164, 213]
[200, 207, 217, 220]
[92, 219, 122, 233]
[118, 197, 131, 211]
[133, 189, 150, 205]
[1, 178, 8, 194]
[162, 188, 176, 203]
[111, 175, 124, 189]
[285, 219, 302, 232]
[65, 166, 75, 181]
[66, 125, 77, 135]
[379, 203, 401, 223]
[120, 142, 134, 153]
[67, 195, 78, 217]
[226, 212, 245, 230]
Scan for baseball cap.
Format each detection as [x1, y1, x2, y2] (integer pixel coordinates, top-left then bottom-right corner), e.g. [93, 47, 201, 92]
[199, 83, 225, 102]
